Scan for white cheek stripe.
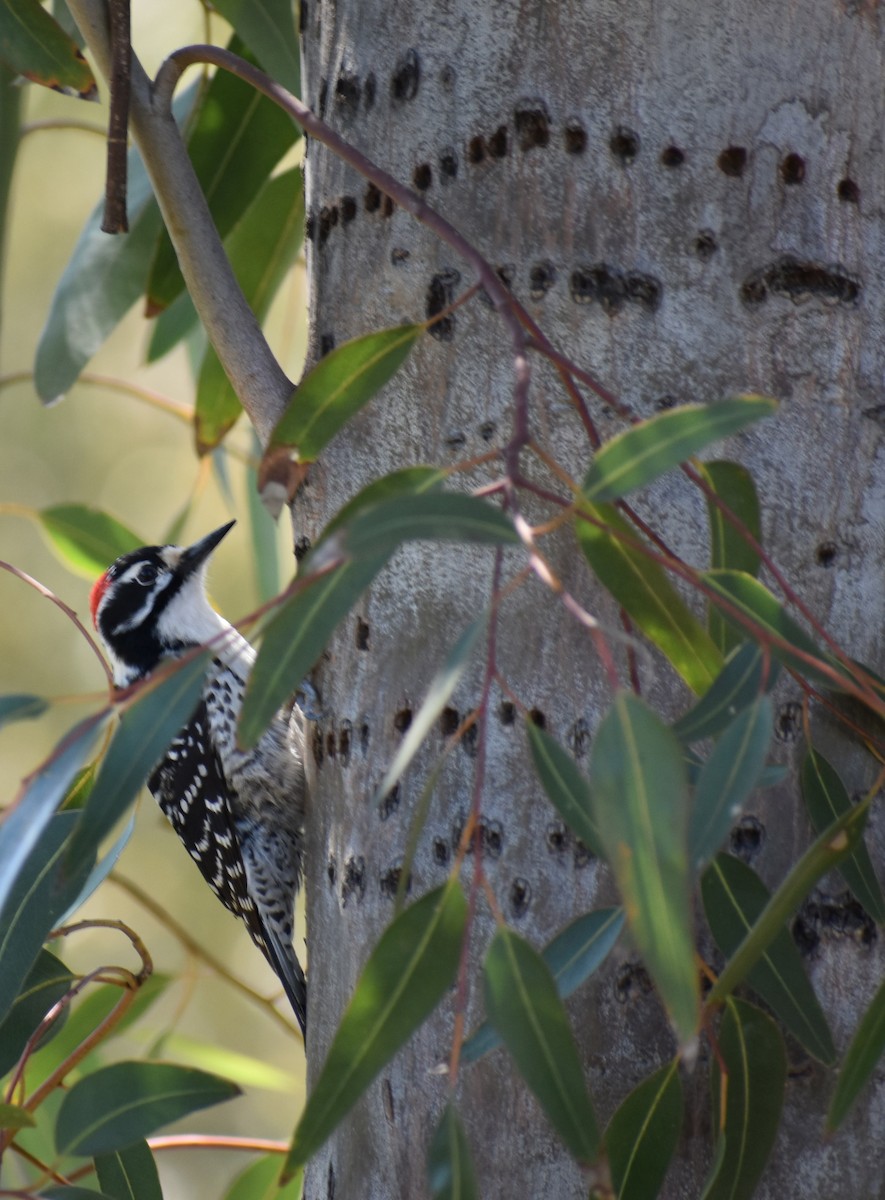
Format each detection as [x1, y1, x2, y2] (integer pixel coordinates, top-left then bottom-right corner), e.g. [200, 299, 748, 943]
[112, 579, 172, 635]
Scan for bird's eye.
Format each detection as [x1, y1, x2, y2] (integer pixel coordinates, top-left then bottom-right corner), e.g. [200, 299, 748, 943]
[136, 563, 159, 585]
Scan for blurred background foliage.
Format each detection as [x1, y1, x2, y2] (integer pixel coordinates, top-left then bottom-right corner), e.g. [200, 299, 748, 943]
[0, 3, 308, 1195]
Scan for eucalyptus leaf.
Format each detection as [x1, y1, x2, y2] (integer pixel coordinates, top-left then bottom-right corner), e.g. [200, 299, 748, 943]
[672, 643, 779, 744]
[828, 974, 885, 1131]
[428, 1103, 479, 1200]
[37, 505, 142, 578]
[606, 1060, 683, 1200]
[95, 1141, 163, 1200]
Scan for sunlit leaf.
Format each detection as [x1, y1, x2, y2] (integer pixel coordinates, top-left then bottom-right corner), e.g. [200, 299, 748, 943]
[374, 617, 485, 805]
[606, 1060, 683, 1200]
[703, 999, 786, 1200]
[801, 746, 885, 923]
[247, 430, 281, 604]
[577, 504, 722, 694]
[285, 881, 466, 1175]
[672, 643, 778, 744]
[342, 492, 517, 560]
[37, 505, 142, 578]
[225, 1153, 302, 1200]
[582, 396, 776, 503]
[55, 1061, 240, 1157]
[0, 693, 48, 727]
[462, 907, 624, 1063]
[95, 1141, 163, 1200]
[689, 697, 773, 871]
[484, 929, 599, 1162]
[698, 461, 761, 653]
[0, 1102, 35, 1131]
[526, 721, 603, 859]
[828, 974, 885, 1131]
[706, 799, 871, 1007]
[195, 168, 305, 453]
[210, 0, 301, 91]
[589, 693, 699, 1047]
[146, 36, 299, 313]
[268, 325, 421, 462]
[0, 949, 74, 1076]
[0, 0, 96, 97]
[702, 854, 835, 1063]
[158, 1032, 295, 1093]
[428, 1103, 478, 1200]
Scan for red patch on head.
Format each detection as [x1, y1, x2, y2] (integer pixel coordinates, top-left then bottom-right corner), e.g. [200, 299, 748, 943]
[89, 572, 111, 628]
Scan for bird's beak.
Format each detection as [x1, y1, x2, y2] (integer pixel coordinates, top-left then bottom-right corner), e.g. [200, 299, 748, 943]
[179, 520, 236, 577]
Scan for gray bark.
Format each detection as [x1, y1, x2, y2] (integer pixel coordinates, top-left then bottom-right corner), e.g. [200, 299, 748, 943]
[299, 1, 885, 1196]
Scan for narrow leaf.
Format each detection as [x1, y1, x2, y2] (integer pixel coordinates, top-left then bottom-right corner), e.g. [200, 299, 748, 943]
[801, 746, 885, 923]
[0, 693, 48, 726]
[484, 929, 599, 1162]
[268, 325, 421, 461]
[342, 492, 518, 560]
[606, 1060, 683, 1200]
[0, 1102, 35, 1131]
[526, 722, 603, 859]
[462, 907, 624, 1063]
[428, 1102, 479, 1200]
[699, 461, 762, 653]
[374, 617, 485, 804]
[37, 506, 142, 578]
[706, 799, 871, 1007]
[210, 0, 301, 91]
[0, 949, 75, 1076]
[589, 693, 699, 1047]
[672, 643, 778, 744]
[146, 37, 298, 313]
[0, 0, 97, 97]
[828, 974, 885, 1130]
[702, 854, 835, 1063]
[577, 504, 722, 694]
[225, 1153, 303, 1200]
[285, 881, 466, 1174]
[195, 168, 305, 452]
[689, 697, 773, 871]
[55, 1061, 240, 1157]
[95, 1141, 163, 1200]
[582, 396, 776, 503]
[703, 999, 786, 1200]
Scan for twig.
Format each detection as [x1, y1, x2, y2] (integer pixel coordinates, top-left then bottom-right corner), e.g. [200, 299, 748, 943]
[101, 0, 131, 232]
[149, 1135, 287, 1153]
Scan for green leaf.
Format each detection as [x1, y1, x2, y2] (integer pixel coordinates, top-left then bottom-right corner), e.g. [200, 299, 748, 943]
[0, 712, 107, 927]
[577, 504, 722, 694]
[605, 1060, 683, 1200]
[374, 617, 485, 805]
[146, 37, 299, 313]
[95, 1141, 163, 1200]
[689, 697, 773, 871]
[67, 654, 211, 866]
[269, 325, 422, 461]
[0, 812, 91, 1022]
[702, 854, 835, 1063]
[284, 881, 466, 1174]
[582, 396, 777, 503]
[0, 0, 97, 98]
[37, 506, 142, 578]
[702, 570, 855, 692]
[0, 949, 74, 1076]
[801, 746, 885, 923]
[703, 999, 786, 1200]
[247, 429, 282, 604]
[239, 469, 445, 747]
[55, 1061, 240, 1157]
[428, 1103, 479, 1200]
[462, 907, 624, 1064]
[0, 693, 48, 727]
[195, 168, 305, 453]
[0, 1102, 35, 1131]
[225, 1153, 302, 1200]
[698, 461, 762, 654]
[32, 83, 197, 402]
[589, 693, 699, 1047]
[210, 0, 300, 91]
[828, 973, 885, 1130]
[706, 798, 871, 1007]
[341, 492, 518, 560]
[484, 929, 599, 1162]
[672, 643, 779, 744]
[525, 722, 603, 859]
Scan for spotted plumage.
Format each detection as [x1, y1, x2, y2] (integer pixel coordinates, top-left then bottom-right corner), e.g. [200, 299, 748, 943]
[90, 522, 307, 1035]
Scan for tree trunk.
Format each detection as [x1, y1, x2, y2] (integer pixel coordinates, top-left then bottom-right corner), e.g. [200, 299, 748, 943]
[299, 1, 885, 1196]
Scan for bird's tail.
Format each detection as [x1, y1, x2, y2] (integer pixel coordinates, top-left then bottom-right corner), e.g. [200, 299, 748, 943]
[263, 927, 307, 1037]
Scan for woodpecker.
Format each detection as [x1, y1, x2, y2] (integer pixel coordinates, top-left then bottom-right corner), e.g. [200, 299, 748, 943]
[90, 521, 307, 1035]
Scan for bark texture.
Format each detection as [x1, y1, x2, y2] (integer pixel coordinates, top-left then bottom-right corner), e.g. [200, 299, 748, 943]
[299, 2, 885, 1196]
